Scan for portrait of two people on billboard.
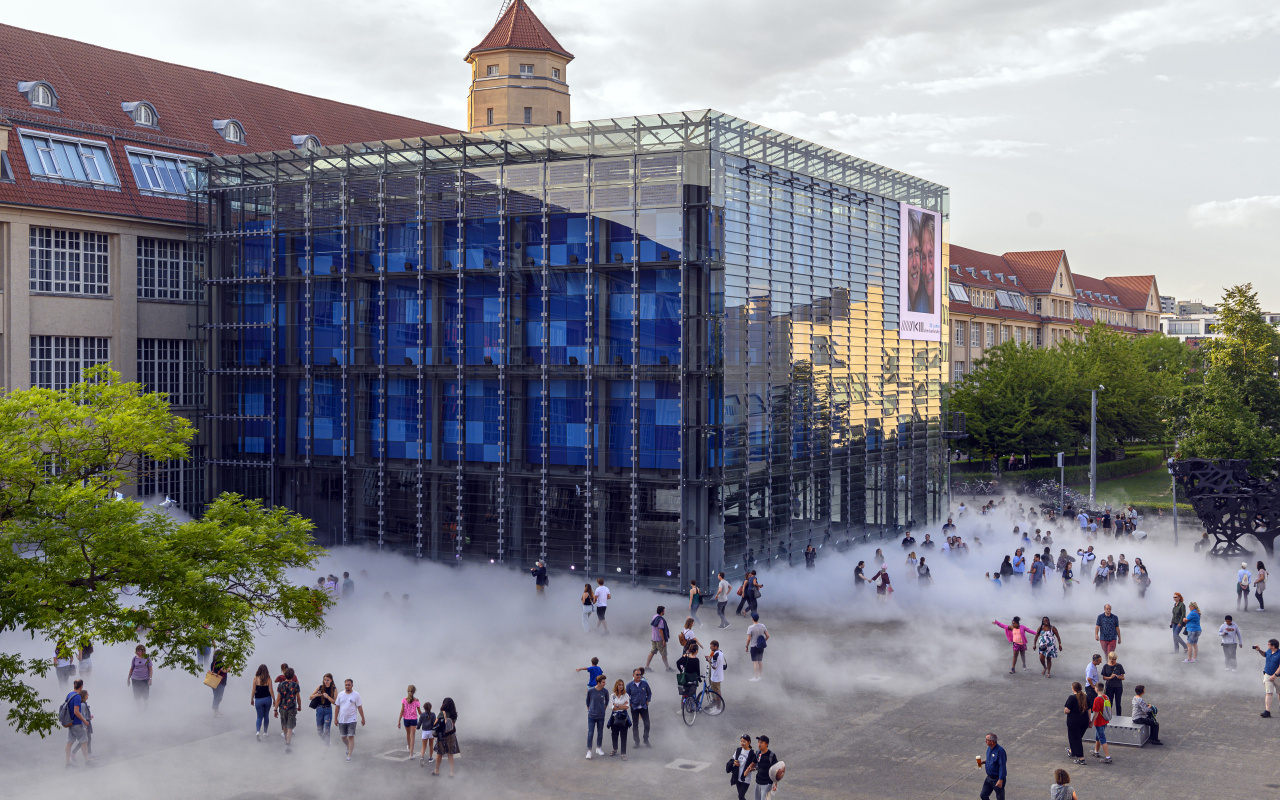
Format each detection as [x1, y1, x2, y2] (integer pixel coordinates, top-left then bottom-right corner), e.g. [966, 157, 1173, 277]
[906, 207, 936, 315]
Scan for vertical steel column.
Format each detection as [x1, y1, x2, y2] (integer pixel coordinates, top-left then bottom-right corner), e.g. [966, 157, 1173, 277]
[496, 169, 508, 565]
[339, 177, 350, 547]
[538, 170, 550, 563]
[453, 167, 466, 563]
[415, 170, 426, 560]
[583, 171, 595, 579]
[376, 174, 388, 551]
[628, 184, 640, 587]
[268, 185, 279, 510]
[303, 180, 318, 536]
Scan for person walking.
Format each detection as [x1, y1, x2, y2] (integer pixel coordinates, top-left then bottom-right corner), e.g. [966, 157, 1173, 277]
[1132, 559, 1150, 598]
[1255, 561, 1268, 611]
[1130, 685, 1163, 744]
[854, 560, 868, 590]
[805, 542, 817, 569]
[1029, 554, 1047, 592]
[745, 735, 781, 800]
[342, 571, 354, 598]
[310, 673, 336, 746]
[127, 645, 153, 708]
[208, 650, 228, 717]
[744, 571, 762, 616]
[274, 666, 300, 753]
[576, 656, 604, 687]
[715, 572, 733, 629]
[679, 617, 700, 652]
[993, 617, 1035, 674]
[1090, 687, 1114, 763]
[977, 732, 1007, 800]
[531, 560, 549, 596]
[689, 580, 704, 628]
[873, 565, 892, 603]
[1255, 638, 1280, 717]
[580, 582, 595, 633]
[54, 642, 76, 689]
[1238, 562, 1253, 612]
[917, 556, 933, 586]
[1094, 604, 1121, 655]
[1051, 768, 1078, 800]
[745, 612, 769, 681]
[398, 685, 421, 753]
[737, 572, 752, 616]
[63, 678, 88, 767]
[1171, 593, 1188, 654]
[1062, 682, 1090, 766]
[645, 607, 674, 673]
[76, 688, 96, 764]
[676, 643, 703, 703]
[1036, 617, 1063, 678]
[432, 698, 460, 777]
[594, 577, 611, 634]
[251, 665, 274, 741]
[585, 675, 608, 759]
[417, 702, 436, 765]
[729, 734, 757, 800]
[76, 642, 93, 685]
[626, 668, 652, 749]
[1061, 558, 1075, 597]
[1183, 602, 1202, 663]
[607, 679, 631, 760]
[1100, 652, 1126, 712]
[1219, 615, 1243, 670]
[335, 678, 365, 762]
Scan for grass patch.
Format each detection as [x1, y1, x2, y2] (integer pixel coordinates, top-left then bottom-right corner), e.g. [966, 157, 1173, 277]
[1070, 467, 1179, 507]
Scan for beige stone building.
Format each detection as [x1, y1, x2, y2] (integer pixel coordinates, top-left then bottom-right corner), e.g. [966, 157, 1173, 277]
[0, 22, 452, 510]
[466, 0, 574, 132]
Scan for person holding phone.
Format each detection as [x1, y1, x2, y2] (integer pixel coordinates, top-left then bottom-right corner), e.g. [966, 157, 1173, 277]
[1255, 639, 1280, 717]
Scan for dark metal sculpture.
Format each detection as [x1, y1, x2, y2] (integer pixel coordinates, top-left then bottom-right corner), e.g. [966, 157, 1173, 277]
[1170, 458, 1280, 556]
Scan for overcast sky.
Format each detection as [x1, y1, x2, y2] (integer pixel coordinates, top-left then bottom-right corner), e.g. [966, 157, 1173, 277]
[12, 0, 1278, 307]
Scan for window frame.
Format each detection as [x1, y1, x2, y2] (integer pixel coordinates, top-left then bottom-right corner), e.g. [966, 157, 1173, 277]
[953, 320, 965, 347]
[32, 84, 53, 108]
[0, 151, 12, 182]
[18, 129, 120, 187]
[486, 64, 498, 76]
[486, 108, 494, 126]
[125, 146, 200, 196]
[519, 63, 534, 75]
[523, 107, 533, 125]
[552, 68, 561, 80]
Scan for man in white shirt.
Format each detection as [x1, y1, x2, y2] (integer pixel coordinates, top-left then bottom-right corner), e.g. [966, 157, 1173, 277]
[1077, 511, 1090, 531]
[705, 639, 728, 704]
[1077, 547, 1097, 578]
[335, 678, 365, 761]
[714, 572, 733, 629]
[957, 502, 968, 516]
[1084, 654, 1102, 700]
[594, 578, 611, 634]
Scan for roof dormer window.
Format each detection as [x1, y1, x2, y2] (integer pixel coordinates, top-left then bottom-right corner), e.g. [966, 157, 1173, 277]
[212, 119, 245, 144]
[17, 81, 58, 110]
[291, 135, 321, 153]
[122, 101, 159, 128]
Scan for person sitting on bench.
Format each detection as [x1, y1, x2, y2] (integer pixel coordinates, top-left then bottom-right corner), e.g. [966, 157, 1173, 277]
[1131, 685, 1164, 745]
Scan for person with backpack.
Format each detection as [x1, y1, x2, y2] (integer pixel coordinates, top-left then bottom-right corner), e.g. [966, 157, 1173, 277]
[917, 556, 933, 586]
[126, 645, 153, 708]
[309, 673, 335, 746]
[645, 606, 674, 673]
[60, 678, 88, 767]
[728, 734, 757, 800]
[993, 617, 1035, 674]
[1090, 686, 1114, 763]
[744, 572, 762, 616]
[745, 612, 769, 681]
[626, 667, 652, 748]
[432, 697, 460, 776]
[208, 649, 228, 717]
[745, 735, 782, 798]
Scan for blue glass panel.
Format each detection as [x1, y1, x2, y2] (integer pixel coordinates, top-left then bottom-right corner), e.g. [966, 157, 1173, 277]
[595, 217, 634, 264]
[312, 282, 345, 365]
[637, 270, 680, 365]
[372, 377, 425, 459]
[548, 214, 588, 266]
[460, 276, 502, 364]
[379, 223, 420, 272]
[637, 208, 681, 263]
[607, 381, 632, 467]
[442, 221, 463, 270]
[386, 280, 429, 365]
[274, 233, 303, 276]
[605, 273, 634, 365]
[307, 378, 345, 457]
[464, 217, 501, 269]
[312, 230, 342, 275]
[637, 380, 680, 469]
[442, 380, 461, 460]
[464, 379, 502, 462]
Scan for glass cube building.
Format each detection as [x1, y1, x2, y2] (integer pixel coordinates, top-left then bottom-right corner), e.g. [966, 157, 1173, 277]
[198, 110, 949, 589]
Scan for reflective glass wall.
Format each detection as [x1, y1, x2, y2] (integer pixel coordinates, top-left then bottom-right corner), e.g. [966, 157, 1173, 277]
[200, 111, 947, 590]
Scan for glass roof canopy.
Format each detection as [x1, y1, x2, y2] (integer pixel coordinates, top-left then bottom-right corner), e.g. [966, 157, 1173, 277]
[202, 109, 948, 213]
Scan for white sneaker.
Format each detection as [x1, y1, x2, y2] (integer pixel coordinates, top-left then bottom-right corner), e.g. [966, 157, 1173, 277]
[586, 751, 592, 759]
[595, 747, 605, 756]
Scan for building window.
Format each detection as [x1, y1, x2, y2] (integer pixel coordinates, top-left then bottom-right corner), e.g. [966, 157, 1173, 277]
[970, 323, 981, 348]
[519, 64, 534, 75]
[1001, 325, 1010, 343]
[29, 336, 110, 390]
[29, 228, 109, 295]
[0, 151, 12, 182]
[524, 107, 533, 125]
[954, 361, 965, 381]
[212, 119, 245, 144]
[137, 445, 203, 513]
[138, 238, 202, 301]
[986, 324, 996, 347]
[553, 68, 561, 80]
[486, 64, 498, 76]
[486, 108, 494, 126]
[19, 81, 57, 109]
[1015, 327, 1023, 344]
[126, 149, 197, 195]
[122, 101, 158, 127]
[19, 132, 119, 186]
[953, 321, 965, 347]
[137, 338, 204, 406]
[290, 135, 321, 153]
[556, 111, 562, 124]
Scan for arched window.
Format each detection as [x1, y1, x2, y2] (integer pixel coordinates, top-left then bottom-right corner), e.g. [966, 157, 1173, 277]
[123, 102, 159, 127]
[213, 119, 245, 144]
[32, 84, 52, 107]
[291, 135, 321, 153]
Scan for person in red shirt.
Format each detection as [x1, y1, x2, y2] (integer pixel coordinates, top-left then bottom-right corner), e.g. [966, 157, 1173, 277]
[1091, 692, 1113, 763]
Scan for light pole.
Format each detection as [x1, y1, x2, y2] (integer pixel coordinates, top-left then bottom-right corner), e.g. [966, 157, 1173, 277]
[1057, 452, 1065, 513]
[1089, 385, 1104, 508]
[1168, 457, 1179, 547]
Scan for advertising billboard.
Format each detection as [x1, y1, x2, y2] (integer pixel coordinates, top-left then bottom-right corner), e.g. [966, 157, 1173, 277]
[898, 202, 942, 341]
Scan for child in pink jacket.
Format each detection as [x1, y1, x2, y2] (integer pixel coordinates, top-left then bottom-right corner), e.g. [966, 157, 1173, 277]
[994, 617, 1036, 674]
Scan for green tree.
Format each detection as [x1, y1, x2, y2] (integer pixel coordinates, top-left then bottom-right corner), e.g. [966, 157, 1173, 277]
[950, 341, 1074, 459]
[1174, 284, 1280, 473]
[0, 367, 328, 735]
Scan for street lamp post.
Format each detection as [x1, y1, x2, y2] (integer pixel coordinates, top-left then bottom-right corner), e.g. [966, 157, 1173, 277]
[1169, 457, 1179, 547]
[1089, 385, 1104, 508]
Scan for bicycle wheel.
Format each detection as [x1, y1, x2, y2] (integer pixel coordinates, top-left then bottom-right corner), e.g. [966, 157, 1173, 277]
[703, 689, 724, 716]
[681, 695, 698, 726]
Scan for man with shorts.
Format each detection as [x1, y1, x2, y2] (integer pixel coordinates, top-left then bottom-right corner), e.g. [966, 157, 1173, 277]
[1255, 638, 1280, 717]
[706, 640, 727, 706]
[645, 606, 673, 672]
[63, 678, 87, 767]
[335, 678, 365, 761]
[594, 577, 610, 633]
[1095, 604, 1121, 655]
[274, 667, 300, 752]
[745, 612, 769, 681]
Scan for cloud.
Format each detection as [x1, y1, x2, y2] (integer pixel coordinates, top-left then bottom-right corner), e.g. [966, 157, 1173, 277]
[1188, 196, 1280, 228]
[926, 139, 1046, 158]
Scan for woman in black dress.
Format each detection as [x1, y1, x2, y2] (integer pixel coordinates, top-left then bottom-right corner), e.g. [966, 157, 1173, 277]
[1062, 681, 1090, 765]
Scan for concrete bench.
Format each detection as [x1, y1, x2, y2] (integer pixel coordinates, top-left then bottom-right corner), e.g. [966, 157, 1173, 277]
[1083, 717, 1151, 747]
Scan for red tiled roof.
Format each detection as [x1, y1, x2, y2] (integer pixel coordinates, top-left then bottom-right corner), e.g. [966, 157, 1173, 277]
[467, 0, 574, 60]
[1070, 272, 1126, 309]
[1102, 275, 1156, 311]
[0, 23, 455, 223]
[1000, 250, 1066, 293]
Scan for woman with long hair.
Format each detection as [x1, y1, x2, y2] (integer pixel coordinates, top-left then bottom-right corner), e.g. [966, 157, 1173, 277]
[1036, 617, 1063, 678]
[905, 551, 918, 569]
[1183, 601, 1202, 663]
[608, 678, 631, 760]
[398, 684, 421, 753]
[432, 697, 460, 777]
[310, 673, 336, 745]
[688, 579, 704, 628]
[251, 664, 274, 741]
[1256, 561, 1268, 611]
[1171, 593, 1187, 654]
[1062, 681, 1090, 765]
[580, 583, 595, 633]
[208, 649, 228, 717]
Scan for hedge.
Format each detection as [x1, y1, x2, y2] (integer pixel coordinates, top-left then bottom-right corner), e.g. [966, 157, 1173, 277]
[1009, 452, 1165, 486]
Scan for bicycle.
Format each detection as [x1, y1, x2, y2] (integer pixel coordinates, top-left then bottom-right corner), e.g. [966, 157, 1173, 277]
[679, 673, 724, 726]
